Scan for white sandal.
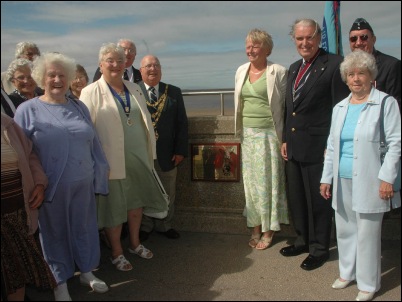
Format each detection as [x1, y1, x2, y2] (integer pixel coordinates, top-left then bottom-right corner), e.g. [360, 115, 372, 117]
[110, 254, 133, 271]
[248, 233, 261, 248]
[128, 244, 153, 259]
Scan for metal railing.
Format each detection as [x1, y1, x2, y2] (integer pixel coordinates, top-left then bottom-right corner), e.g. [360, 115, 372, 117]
[182, 89, 234, 116]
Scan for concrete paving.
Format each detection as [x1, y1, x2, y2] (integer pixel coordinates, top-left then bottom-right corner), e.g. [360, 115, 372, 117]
[26, 231, 400, 301]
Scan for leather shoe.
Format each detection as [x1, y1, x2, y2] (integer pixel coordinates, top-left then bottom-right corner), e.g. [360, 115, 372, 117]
[139, 230, 150, 242]
[300, 254, 329, 271]
[159, 228, 180, 239]
[279, 245, 309, 257]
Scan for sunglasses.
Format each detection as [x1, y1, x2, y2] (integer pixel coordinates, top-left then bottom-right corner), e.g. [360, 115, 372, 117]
[349, 34, 369, 43]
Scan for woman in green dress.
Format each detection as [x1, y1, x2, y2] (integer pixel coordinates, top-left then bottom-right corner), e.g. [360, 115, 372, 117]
[234, 29, 289, 250]
[81, 43, 168, 271]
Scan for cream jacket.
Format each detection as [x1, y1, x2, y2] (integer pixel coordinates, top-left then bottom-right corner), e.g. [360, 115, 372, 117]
[234, 61, 287, 141]
[80, 77, 156, 179]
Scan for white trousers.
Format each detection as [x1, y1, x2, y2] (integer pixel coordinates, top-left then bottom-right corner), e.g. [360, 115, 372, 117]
[335, 178, 384, 292]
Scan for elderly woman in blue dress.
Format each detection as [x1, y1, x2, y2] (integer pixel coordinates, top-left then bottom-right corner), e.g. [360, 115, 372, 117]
[320, 50, 401, 302]
[80, 43, 168, 272]
[14, 52, 110, 301]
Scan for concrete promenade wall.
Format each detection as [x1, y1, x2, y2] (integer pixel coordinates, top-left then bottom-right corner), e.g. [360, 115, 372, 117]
[172, 115, 401, 241]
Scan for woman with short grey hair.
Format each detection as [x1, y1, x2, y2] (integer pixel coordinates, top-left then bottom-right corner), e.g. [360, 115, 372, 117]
[14, 41, 41, 60]
[6, 58, 43, 108]
[320, 50, 400, 301]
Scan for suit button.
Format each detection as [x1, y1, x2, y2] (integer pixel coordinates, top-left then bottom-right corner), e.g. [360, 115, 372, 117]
[291, 128, 296, 132]
[292, 112, 296, 116]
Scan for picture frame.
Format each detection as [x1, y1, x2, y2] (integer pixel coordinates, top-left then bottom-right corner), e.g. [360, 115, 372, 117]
[191, 143, 241, 182]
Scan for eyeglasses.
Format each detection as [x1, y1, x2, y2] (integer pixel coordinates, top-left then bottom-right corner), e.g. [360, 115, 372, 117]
[122, 48, 136, 54]
[349, 34, 369, 43]
[12, 76, 34, 82]
[142, 64, 161, 70]
[103, 59, 124, 65]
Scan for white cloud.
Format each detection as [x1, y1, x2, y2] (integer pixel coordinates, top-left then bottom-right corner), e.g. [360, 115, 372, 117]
[1, 1, 400, 89]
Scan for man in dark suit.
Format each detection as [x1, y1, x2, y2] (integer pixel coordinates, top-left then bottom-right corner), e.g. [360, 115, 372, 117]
[93, 38, 142, 83]
[349, 17, 401, 109]
[138, 55, 188, 241]
[280, 19, 349, 271]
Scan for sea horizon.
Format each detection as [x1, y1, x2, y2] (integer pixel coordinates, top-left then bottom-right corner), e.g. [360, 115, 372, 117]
[182, 88, 234, 117]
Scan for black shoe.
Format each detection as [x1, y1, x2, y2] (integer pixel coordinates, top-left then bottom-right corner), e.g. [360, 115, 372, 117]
[139, 230, 150, 242]
[300, 254, 329, 271]
[159, 228, 180, 239]
[280, 245, 309, 257]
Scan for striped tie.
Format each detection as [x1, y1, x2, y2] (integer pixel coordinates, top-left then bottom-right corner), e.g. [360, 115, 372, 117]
[293, 61, 311, 102]
[123, 69, 129, 81]
[149, 87, 157, 103]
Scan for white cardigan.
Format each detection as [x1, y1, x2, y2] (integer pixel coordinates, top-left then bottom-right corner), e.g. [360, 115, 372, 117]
[234, 61, 287, 142]
[80, 76, 156, 179]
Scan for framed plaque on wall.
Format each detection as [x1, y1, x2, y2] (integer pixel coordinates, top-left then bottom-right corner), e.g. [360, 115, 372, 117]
[191, 143, 240, 182]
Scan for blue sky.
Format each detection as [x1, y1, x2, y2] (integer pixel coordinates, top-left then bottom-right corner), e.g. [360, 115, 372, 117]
[1, 1, 400, 90]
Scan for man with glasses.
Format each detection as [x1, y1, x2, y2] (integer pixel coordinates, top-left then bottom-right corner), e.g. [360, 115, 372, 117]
[1, 42, 41, 94]
[349, 18, 401, 108]
[137, 55, 188, 242]
[93, 38, 142, 84]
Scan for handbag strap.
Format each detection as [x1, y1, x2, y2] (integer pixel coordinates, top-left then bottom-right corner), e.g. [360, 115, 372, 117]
[379, 95, 391, 164]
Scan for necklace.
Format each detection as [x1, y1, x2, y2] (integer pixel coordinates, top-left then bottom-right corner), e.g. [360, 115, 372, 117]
[107, 84, 133, 126]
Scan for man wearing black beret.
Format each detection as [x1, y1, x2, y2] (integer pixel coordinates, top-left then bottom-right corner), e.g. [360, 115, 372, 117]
[349, 18, 401, 109]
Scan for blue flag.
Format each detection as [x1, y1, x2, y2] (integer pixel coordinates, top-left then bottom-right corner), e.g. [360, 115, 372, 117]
[322, 1, 343, 56]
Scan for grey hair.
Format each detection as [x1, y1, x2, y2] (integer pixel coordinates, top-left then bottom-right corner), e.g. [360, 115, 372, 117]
[340, 50, 378, 82]
[14, 42, 40, 59]
[290, 19, 322, 42]
[245, 28, 274, 57]
[6, 58, 33, 81]
[117, 38, 137, 53]
[31, 52, 76, 89]
[98, 43, 125, 64]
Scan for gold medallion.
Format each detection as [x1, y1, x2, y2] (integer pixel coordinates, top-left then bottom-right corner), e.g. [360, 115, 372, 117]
[127, 118, 133, 126]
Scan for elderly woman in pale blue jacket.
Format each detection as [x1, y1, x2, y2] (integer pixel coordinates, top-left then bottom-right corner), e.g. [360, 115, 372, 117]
[320, 50, 401, 302]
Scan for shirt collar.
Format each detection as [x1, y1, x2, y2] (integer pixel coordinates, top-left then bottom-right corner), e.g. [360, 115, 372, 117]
[144, 83, 159, 91]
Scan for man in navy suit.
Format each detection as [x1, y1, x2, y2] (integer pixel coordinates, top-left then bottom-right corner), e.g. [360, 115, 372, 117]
[138, 55, 188, 240]
[93, 38, 142, 83]
[349, 17, 400, 109]
[280, 19, 349, 271]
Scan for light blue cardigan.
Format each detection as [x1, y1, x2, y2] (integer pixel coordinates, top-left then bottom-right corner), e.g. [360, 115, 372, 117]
[321, 88, 401, 213]
[14, 97, 110, 202]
